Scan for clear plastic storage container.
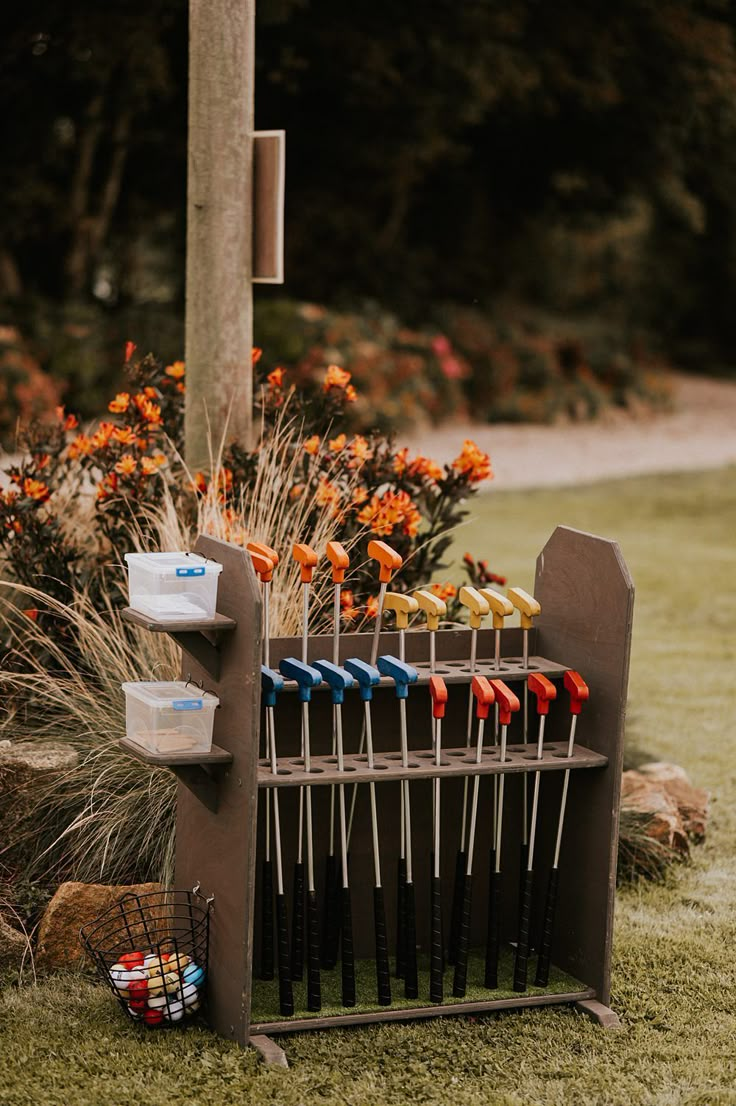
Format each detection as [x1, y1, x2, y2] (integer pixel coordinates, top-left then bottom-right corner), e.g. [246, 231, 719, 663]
[122, 682, 219, 755]
[124, 552, 223, 621]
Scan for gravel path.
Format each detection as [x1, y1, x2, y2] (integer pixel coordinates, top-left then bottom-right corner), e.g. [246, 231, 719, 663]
[401, 372, 736, 490]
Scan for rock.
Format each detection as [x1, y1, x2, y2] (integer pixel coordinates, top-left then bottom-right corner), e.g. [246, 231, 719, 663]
[620, 770, 689, 855]
[36, 881, 163, 971]
[637, 761, 709, 841]
[0, 915, 28, 971]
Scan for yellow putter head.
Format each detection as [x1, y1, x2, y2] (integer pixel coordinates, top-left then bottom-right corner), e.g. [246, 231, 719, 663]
[413, 589, 446, 632]
[458, 586, 490, 630]
[507, 586, 541, 630]
[479, 587, 513, 630]
[384, 592, 419, 631]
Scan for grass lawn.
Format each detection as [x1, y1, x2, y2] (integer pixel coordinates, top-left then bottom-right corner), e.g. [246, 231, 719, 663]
[2, 467, 736, 1105]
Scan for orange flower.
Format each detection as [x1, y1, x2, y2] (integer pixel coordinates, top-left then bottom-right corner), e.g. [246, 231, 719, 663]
[22, 478, 50, 502]
[451, 439, 492, 483]
[90, 422, 115, 450]
[143, 386, 158, 399]
[431, 582, 457, 602]
[345, 385, 357, 403]
[304, 434, 320, 456]
[315, 477, 341, 516]
[357, 489, 421, 537]
[176, 381, 185, 394]
[114, 454, 137, 476]
[329, 433, 346, 452]
[68, 434, 93, 459]
[193, 472, 208, 494]
[408, 455, 444, 482]
[267, 366, 286, 388]
[22, 608, 38, 621]
[141, 400, 162, 425]
[151, 453, 167, 468]
[165, 361, 185, 380]
[352, 486, 369, 507]
[112, 426, 137, 446]
[96, 473, 118, 500]
[252, 348, 263, 365]
[289, 484, 304, 501]
[340, 589, 355, 611]
[341, 604, 359, 624]
[34, 454, 50, 470]
[323, 364, 351, 391]
[140, 456, 160, 476]
[124, 341, 137, 362]
[109, 392, 131, 414]
[365, 596, 379, 620]
[392, 448, 409, 476]
[349, 436, 372, 465]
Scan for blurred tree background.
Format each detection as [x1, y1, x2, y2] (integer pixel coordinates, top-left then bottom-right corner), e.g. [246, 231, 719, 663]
[1, 0, 735, 425]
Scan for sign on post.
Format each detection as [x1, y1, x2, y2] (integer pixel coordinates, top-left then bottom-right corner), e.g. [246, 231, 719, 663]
[253, 131, 285, 284]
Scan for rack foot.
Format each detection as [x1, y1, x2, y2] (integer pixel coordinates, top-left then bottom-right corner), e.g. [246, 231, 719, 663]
[575, 999, 621, 1029]
[250, 1034, 289, 1068]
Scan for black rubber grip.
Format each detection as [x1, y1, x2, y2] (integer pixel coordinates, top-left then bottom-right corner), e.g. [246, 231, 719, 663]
[260, 860, 274, 980]
[396, 857, 407, 979]
[534, 866, 560, 987]
[306, 888, 321, 1011]
[513, 868, 534, 992]
[452, 872, 473, 997]
[320, 852, 340, 969]
[340, 886, 356, 1007]
[403, 880, 418, 999]
[275, 892, 294, 1016]
[448, 848, 466, 965]
[429, 875, 444, 1003]
[484, 863, 502, 989]
[373, 885, 391, 1005]
[291, 861, 304, 982]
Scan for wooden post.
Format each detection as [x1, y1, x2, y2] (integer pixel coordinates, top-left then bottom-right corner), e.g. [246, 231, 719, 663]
[185, 0, 255, 471]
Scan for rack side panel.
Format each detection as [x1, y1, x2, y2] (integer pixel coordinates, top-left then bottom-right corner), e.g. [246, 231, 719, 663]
[534, 525, 634, 1005]
[175, 535, 261, 1045]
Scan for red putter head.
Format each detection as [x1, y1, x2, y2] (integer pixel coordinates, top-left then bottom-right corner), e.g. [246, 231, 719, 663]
[248, 549, 274, 583]
[292, 543, 318, 583]
[326, 540, 349, 583]
[564, 670, 589, 714]
[367, 540, 402, 584]
[247, 540, 279, 568]
[429, 675, 448, 719]
[489, 679, 521, 726]
[471, 675, 495, 719]
[528, 673, 557, 715]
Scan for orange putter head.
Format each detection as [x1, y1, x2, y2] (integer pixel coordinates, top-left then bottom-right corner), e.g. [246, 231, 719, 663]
[247, 540, 279, 568]
[429, 675, 448, 719]
[564, 670, 589, 715]
[248, 549, 274, 583]
[489, 679, 521, 726]
[326, 541, 350, 584]
[528, 673, 557, 715]
[471, 675, 495, 719]
[367, 540, 402, 584]
[292, 542, 318, 583]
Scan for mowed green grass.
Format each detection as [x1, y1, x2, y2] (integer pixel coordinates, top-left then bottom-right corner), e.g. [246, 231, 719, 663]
[2, 467, 736, 1106]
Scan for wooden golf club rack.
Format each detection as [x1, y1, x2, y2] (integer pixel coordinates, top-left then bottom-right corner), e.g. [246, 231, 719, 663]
[120, 524, 633, 1061]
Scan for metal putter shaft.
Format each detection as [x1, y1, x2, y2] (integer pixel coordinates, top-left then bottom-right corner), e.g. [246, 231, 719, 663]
[379, 592, 418, 979]
[513, 672, 556, 992]
[314, 660, 356, 1007]
[322, 541, 350, 970]
[377, 654, 419, 998]
[288, 543, 319, 981]
[344, 658, 391, 1005]
[279, 656, 323, 1012]
[485, 679, 520, 989]
[429, 674, 448, 1003]
[507, 587, 541, 878]
[249, 548, 276, 982]
[453, 675, 495, 997]
[535, 670, 589, 987]
[260, 666, 294, 1016]
[451, 586, 490, 965]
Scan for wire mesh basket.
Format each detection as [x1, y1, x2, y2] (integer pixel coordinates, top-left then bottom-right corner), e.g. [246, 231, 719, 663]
[80, 888, 211, 1028]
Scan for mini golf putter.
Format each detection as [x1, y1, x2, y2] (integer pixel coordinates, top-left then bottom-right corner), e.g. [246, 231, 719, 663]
[535, 669, 589, 987]
[507, 586, 542, 875]
[485, 678, 521, 989]
[344, 657, 391, 1006]
[429, 674, 448, 1003]
[479, 588, 514, 669]
[313, 660, 356, 1008]
[278, 656, 323, 1011]
[513, 672, 557, 993]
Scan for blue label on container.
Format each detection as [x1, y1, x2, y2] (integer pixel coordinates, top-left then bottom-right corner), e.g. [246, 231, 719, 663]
[173, 699, 203, 711]
[176, 566, 205, 577]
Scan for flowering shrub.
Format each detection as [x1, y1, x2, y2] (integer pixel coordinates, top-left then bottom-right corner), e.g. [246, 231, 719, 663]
[0, 326, 62, 449]
[0, 346, 496, 637]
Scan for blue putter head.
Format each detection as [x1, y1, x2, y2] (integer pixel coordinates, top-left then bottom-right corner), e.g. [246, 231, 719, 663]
[344, 658, 381, 702]
[376, 655, 418, 699]
[312, 660, 354, 705]
[260, 665, 284, 709]
[278, 657, 322, 702]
